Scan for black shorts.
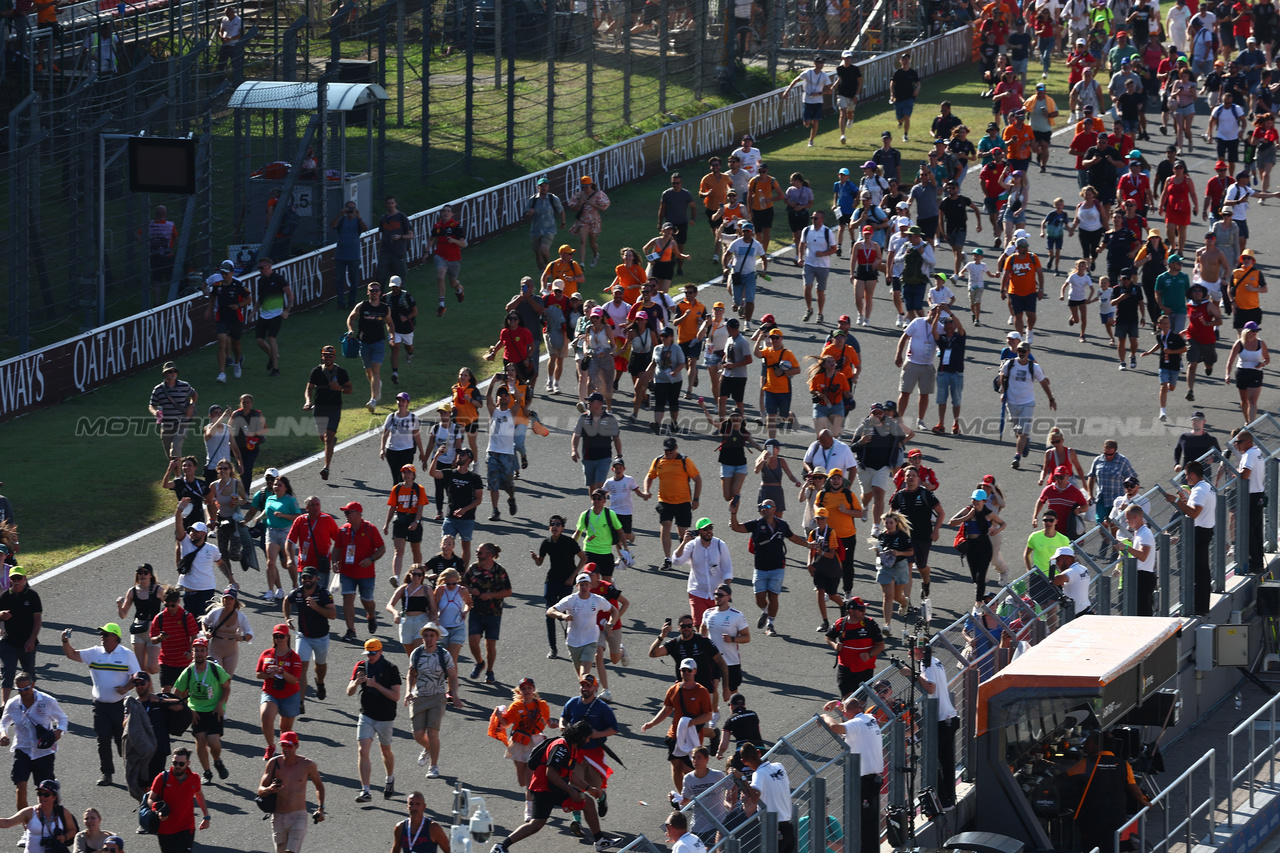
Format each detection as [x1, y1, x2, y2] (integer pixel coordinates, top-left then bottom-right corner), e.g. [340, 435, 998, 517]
[651, 260, 676, 280]
[159, 663, 186, 688]
[725, 663, 743, 692]
[1234, 307, 1263, 330]
[680, 340, 703, 362]
[657, 501, 693, 528]
[1096, 184, 1118, 204]
[215, 318, 243, 340]
[813, 571, 840, 596]
[672, 222, 689, 245]
[1009, 157, 1031, 172]
[983, 198, 1000, 215]
[704, 208, 718, 226]
[665, 736, 696, 768]
[255, 315, 283, 340]
[787, 208, 811, 232]
[1218, 137, 1241, 162]
[719, 376, 747, 403]
[313, 406, 341, 436]
[1236, 367, 1265, 389]
[1009, 292, 1039, 315]
[587, 551, 617, 577]
[392, 514, 425, 543]
[1188, 340, 1218, 367]
[462, 421, 480, 434]
[10, 750, 54, 786]
[750, 207, 775, 230]
[836, 664, 874, 698]
[531, 788, 578, 821]
[946, 228, 967, 248]
[917, 216, 938, 238]
[911, 538, 932, 569]
[191, 709, 225, 738]
[1033, 130, 1052, 143]
[616, 514, 633, 534]
[628, 350, 651, 377]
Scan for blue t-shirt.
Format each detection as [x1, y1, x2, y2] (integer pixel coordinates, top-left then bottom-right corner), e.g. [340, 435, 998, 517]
[832, 180, 859, 215]
[333, 213, 363, 262]
[562, 696, 619, 750]
[1044, 210, 1068, 239]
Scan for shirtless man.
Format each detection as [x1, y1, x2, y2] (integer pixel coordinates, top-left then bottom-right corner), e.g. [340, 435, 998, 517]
[257, 731, 325, 853]
[1194, 232, 1231, 309]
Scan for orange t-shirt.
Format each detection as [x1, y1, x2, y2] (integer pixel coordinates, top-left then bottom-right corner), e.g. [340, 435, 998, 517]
[760, 347, 798, 394]
[674, 298, 706, 343]
[387, 483, 429, 514]
[699, 172, 733, 211]
[1005, 251, 1042, 297]
[544, 258, 584, 296]
[451, 382, 481, 425]
[814, 486, 862, 539]
[614, 263, 647, 303]
[647, 454, 699, 504]
[747, 176, 781, 212]
[1233, 267, 1263, 311]
[820, 342, 861, 384]
[809, 371, 851, 406]
[1002, 124, 1035, 161]
[664, 683, 712, 739]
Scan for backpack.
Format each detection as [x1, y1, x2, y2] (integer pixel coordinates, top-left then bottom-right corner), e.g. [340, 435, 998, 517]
[525, 736, 562, 771]
[902, 247, 927, 286]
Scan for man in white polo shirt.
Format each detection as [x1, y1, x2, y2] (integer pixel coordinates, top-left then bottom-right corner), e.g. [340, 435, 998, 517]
[1120, 505, 1157, 616]
[1235, 431, 1266, 573]
[1164, 460, 1215, 616]
[895, 304, 942, 431]
[59, 622, 139, 787]
[739, 744, 795, 853]
[1050, 545, 1094, 619]
[819, 694, 882, 853]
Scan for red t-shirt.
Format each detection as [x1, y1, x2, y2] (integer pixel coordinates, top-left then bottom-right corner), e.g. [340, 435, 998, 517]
[285, 512, 340, 570]
[257, 647, 303, 699]
[333, 521, 384, 580]
[498, 327, 534, 363]
[1069, 130, 1099, 169]
[150, 608, 199, 668]
[1037, 483, 1089, 520]
[431, 218, 464, 262]
[979, 164, 1006, 200]
[1205, 174, 1232, 212]
[1117, 173, 1151, 207]
[150, 769, 202, 834]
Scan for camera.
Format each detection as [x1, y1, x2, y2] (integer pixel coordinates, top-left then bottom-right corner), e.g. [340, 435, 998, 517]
[888, 657, 906, 670]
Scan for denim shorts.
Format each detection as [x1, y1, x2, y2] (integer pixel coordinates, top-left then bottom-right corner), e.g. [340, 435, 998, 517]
[261, 690, 301, 719]
[487, 451, 517, 490]
[1159, 369, 1180, 386]
[360, 340, 386, 368]
[903, 283, 927, 311]
[721, 463, 749, 478]
[732, 271, 758, 304]
[894, 98, 915, 120]
[441, 622, 467, 647]
[876, 558, 911, 586]
[296, 634, 330, 664]
[340, 574, 376, 601]
[813, 401, 844, 420]
[753, 568, 785, 594]
[936, 371, 964, 406]
[442, 516, 475, 542]
[583, 456, 611, 486]
[763, 390, 791, 416]
[469, 611, 503, 640]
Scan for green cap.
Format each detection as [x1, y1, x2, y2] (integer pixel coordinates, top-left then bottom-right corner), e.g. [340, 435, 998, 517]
[6, 567, 25, 578]
[1167, 254, 1184, 264]
[98, 622, 123, 639]
[695, 518, 714, 530]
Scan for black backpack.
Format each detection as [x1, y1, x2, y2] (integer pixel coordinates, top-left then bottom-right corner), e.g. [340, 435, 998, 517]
[525, 736, 562, 771]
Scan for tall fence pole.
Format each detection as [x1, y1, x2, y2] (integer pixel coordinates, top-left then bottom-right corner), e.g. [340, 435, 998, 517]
[420, 0, 430, 181]
[464, 0, 474, 175]
[1181, 515, 1197, 616]
[809, 775, 827, 853]
[506, 7, 515, 164]
[1214, 488, 1229, 593]
[586, 14, 594, 137]
[659, 0, 668, 116]
[1157, 531, 1172, 617]
[844, 752, 861, 853]
[623, 10, 632, 125]
[546, 0, 556, 152]
[396, 0, 405, 127]
[1266, 456, 1279, 552]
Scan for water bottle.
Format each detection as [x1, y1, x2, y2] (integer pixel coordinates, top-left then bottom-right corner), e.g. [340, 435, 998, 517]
[1235, 691, 1243, 711]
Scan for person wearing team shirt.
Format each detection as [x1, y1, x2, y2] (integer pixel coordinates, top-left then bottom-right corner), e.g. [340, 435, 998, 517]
[888, 466, 943, 601]
[755, 330, 799, 440]
[1000, 237, 1046, 341]
[699, 584, 749, 697]
[813, 468, 864, 598]
[824, 598, 884, 698]
[979, 147, 1010, 244]
[673, 284, 707, 395]
[1184, 284, 1223, 400]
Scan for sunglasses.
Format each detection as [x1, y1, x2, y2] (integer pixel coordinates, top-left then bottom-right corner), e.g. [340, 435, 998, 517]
[37, 791, 53, 798]
[549, 521, 564, 527]
[172, 761, 188, 768]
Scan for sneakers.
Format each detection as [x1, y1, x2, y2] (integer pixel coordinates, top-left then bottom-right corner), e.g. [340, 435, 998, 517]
[595, 837, 620, 851]
[619, 646, 630, 667]
[437, 304, 446, 317]
[807, 140, 814, 147]
[598, 790, 609, 818]
[215, 372, 227, 383]
[368, 614, 378, 633]
[508, 496, 517, 515]
[418, 749, 429, 767]
[454, 285, 465, 303]
[1186, 389, 1195, 401]
[490, 844, 507, 853]
[274, 588, 286, 601]
[391, 370, 399, 384]
[599, 688, 613, 701]
[932, 423, 945, 434]
[547, 648, 558, 659]
[342, 629, 358, 642]
[320, 467, 329, 481]
[214, 760, 228, 780]
[1130, 357, 1137, 369]
[383, 778, 395, 799]
[202, 769, 213, 784]
[315, 682, 327, 701]
[489, 509, 501, 521]
[1119, 361, 1127, 371]
[263, 745, 276, 761]
[591, 252, 599, 267]
[952, 421, 962, 434]
[660, 558, 672, 571]
[355, 788, 372, 803]
[803, 308, 813, 322]
[817, 313, 824, 323]
[916, 419, 928, 430]
[840, 134, 847, 144]
[757, 611, 768, 629]
[1011, 455, 1021, 469]
[765, 624, 777, 637]
[232, 360, 242, 379]
[469, 662, 484, 679]
[366, 399, 377, 414]
[485, 670, 496, 684]
[388, 574, 400, 588]
[96, 775, 112, 787]
[569, 821, 584, 838]
[871, 523, 882, 537]
[426, 765, 441, 779]
[817, 620, 830, 632]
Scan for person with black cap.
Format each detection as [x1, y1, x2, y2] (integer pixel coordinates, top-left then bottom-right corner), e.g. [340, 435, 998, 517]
[730, 498, 807, 637]
[571, 393, 622, 495]
[61, 621, 139, 787]
[824, 598, 884, 698]
[1174, 411, 1221, 475]
[1184, 284, 1222, 400]
[0, 777, 77, 852]
[717, 692, 765, 762]
[642, 437, 702, 571]
[1111, 267, 1146, 370]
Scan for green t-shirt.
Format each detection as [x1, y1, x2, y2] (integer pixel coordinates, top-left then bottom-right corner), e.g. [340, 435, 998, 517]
[1026, 530, 1070, 574]
[174, 662, 230, 712]
[1154, 271, 1190, 316]
[575, 507, 621, 556]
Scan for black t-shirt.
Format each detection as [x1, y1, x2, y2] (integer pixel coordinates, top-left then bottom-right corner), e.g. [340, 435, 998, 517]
[662, 634, 721, 684]
[889, 488, 940, 541]
[723, 708, 764, 746]
[742, 516, 795, 571]
[230, 407, 264, 453]
[380, 211, 412, 256]
[0, 587, 41, 647]
[1117, 90, 1145, 121]
[835, 64, 862, 98]
[1006, 31, 1031, 61]
[425, 553, 465, 583]
[660, 188, 695, 225]
[1104, 229, 1137, 263]
[1086, 146, 1121, 188]
[210, 279, 248, 322]
[978, 42, 998, 71]
[308, 364, 351, 409]
[172, 478, 210, 524]
[938, 195, 973, 231]
[575, 414, 620, 462]
[539, 535, 582, 589]
[891, 67, 920, 101]
[1114, 282, 1145, 324]
[287, 585, 334, 639]
[355, 300, 390, 344]
[445, 470, 484, 519]
[387, 290, 417, 334]
[936, 332, 966, 374]
[717, 424, 750, 467]
[872, 147, 902, 182]
[1157, 331, 1186, 371]
[354, 656, 401, 721]
[1175, 432, 1222, 466]
[257, 273, 288, 312]
[932, 114, 962, 140]
[877, 528, 913, 555]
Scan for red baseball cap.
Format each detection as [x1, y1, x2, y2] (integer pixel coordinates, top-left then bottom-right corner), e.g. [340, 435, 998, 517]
[1216, 160, 1230, 170]
[1054, 465, 1071, 477]
[280, 732, 299, 746]
[838, 314, 852, 323]
[340, 501, 363, 513]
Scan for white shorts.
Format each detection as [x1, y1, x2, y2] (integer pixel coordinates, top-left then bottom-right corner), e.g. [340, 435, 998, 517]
[1194, 275, 1222, 299]
[837, 95, 857, 110]
[356, 715, 394, 745]
[394, 332, 415, 346]
[272, 810, 308, 851]
[857, 465, 894, 494]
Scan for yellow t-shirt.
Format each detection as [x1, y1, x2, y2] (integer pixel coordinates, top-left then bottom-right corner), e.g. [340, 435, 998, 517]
[647, 455, 700, 504]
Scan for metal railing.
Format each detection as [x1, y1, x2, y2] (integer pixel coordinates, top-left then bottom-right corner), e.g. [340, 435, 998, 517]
[1114, 750, 1216, 853]
[1227, 689, 1280, 826]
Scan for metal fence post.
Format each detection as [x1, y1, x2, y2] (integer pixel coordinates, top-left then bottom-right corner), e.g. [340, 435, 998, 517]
[962, 661, 979, 781]
[768, 0, 782, 82]
[1182, 515, 1197, 616]
[1238, 476, 1253, 574]
[622, 6, 632, 125]
[694, 0, 705, 99]
[546, 0, 556, 151]
[761, 807, 779, 853]
[809, 775, 826, 853]
[844, 752, 861, 853]
[421, 0, 430, 181]
[1215, 485, 1229, 593]
[1266, 456, 1279, 553]
[1096, 574, 1113, 615]
[921, 696, 939, 806]
[659, 0, 669, 116]
[506, 5, 515, 164]
[1157, 530, 1172, 617]
[585, 14, 594, 138]
[1122, 552, 1138, 616]
[890, 712, 906, 811]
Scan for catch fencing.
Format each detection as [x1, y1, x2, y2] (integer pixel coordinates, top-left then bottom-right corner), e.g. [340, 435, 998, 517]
[620, 411, 1280, 853]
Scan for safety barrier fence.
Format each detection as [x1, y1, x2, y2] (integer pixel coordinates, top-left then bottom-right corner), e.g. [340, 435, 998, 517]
[1227, 687, 1280, 827]
[1113, 750, 1217, 853]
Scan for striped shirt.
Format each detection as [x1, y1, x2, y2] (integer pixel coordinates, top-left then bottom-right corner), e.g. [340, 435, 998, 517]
[78, 645, 141, 702]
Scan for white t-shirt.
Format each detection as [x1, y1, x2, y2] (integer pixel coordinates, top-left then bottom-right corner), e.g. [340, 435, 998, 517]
[382, 411, 420, 452]
[801, 225, 836, 268]
[841, 712, 884, 774]
[1128, 523, 1157, 573]
[750, 761, 793, 820]
[78, 645, 142, 702]
[726, 237, 767, 272]
[902, 317, 938, 365]
[178, 535, 222, 592]
[736, 147, 762, 176]
[963, 261, 989, 291]
[701, 607, 750, 666]
[602, 300, 632, 337]
[487, 407, 516, 456]
[928, 285, 955, 307]
[1225, 183, 1255, 221]
[1212, 103, 1245, 141]
[804, 440, 857, 474]
[1004, 360, 1046, 406]
[1109, 494, 1151, 527]
[673, 832, 709, 853]
[1065, 272, 1092, 301]
[799, 68, 832, 104]
[430, 423, 463, 465]
[219, 13, 242, 39]
[1188, 480, 1217, 528]
[602, 475, 638, 515]
[1240, 446, 1265, 493]
[1059, 562, 1092, 612]
[1098, 285, 1114, 314]
[553, 592, 613, 647]
[921, 660, 958, 719]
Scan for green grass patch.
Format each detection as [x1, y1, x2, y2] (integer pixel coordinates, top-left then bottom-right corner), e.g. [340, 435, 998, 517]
[7, 57, 1072, 573]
